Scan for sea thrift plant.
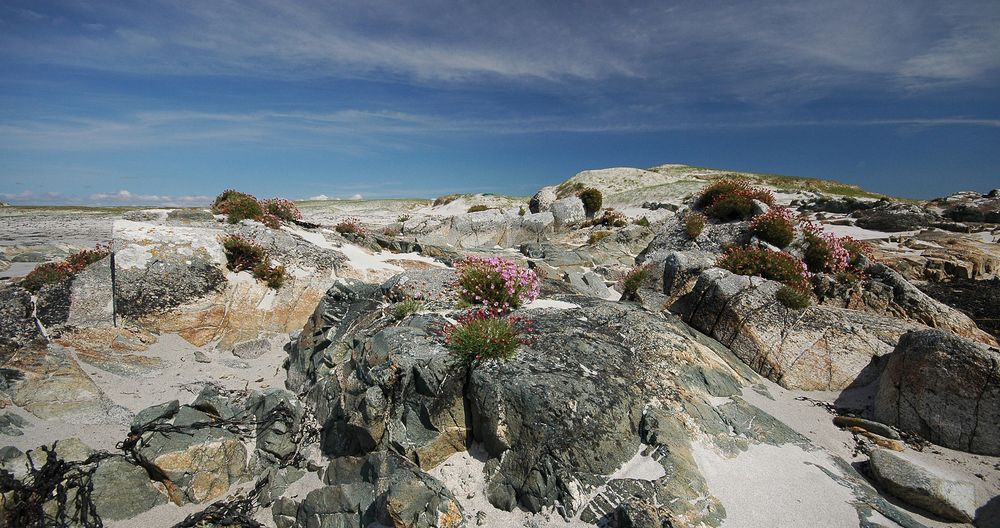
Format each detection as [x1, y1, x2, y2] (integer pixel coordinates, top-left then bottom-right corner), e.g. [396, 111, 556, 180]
[20, 243, 112, 292]
[262, 198, 302, 222]
[685, 212, 706, 238]
[455, 255, 540, 311]
[716, 246, 811, 292]
[749, 207, 796, 248]
[801, 222, 850, 273]
[334, 218, 367, 236]
[619, 263, 652, 301]
[442, 308, 534, 365]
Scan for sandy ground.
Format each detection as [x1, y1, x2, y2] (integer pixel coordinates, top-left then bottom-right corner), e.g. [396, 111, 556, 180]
[740, 381, 998, 528]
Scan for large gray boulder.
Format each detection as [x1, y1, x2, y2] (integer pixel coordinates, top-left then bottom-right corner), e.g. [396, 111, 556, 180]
[868, 448, 977, 522]
[529, 186, 557, 214]
[673, 268, 923, 390]
[91, 456, 169, 520]
[549, 197, 585, 227]
[873, 329, 1000, 456]
[0, 285, 38, 344]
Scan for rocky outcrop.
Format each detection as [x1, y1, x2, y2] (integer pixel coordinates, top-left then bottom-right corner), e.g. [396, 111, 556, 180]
[873, 329, 1000, 456]
[673, 268, 923, 390]
[0, 285, 38, 344]
[874, 229, 999, 282]
[868, 448, 977, 523]
[91, 456, 170, 520]
[281, 452, 463, 528]
[854, 202, 941, 232]
[817, 263, 997, 346]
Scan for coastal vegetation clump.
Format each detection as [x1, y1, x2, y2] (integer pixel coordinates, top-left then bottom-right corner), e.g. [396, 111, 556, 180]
[392, 299, 424, 320]
[334, 218, 366, 236]
[696, 178, 775, 221]
[685, 212, 706, 238]
[442, 308, 534, 366]
[212, 189, 301, 228]
[20, 243, 111, 292]
[455, 255, 540, 311]
[578, 188, 603, 217]
[583, 209, 627, 228]
[221, 234, 286, 289]
[749, 207, 797, 248]
[716, 246, 811, 293]
[588, 230, 612, 245]
[801, 222, 850, 273]
[467, 205, 490, 213]
[619, 263, 652, 301]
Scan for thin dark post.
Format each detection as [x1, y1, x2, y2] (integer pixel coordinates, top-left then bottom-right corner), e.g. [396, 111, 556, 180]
[110, 250, 117, 328]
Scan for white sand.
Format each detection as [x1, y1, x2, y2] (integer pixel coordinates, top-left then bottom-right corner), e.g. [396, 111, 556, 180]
[692, 441, 861, 528]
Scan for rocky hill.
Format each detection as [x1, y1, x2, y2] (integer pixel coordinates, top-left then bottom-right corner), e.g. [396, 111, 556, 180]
[1, 165, 998, 527]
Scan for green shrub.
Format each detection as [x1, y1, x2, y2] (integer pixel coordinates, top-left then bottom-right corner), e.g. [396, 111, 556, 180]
[588, 230, 612, 245]
[619, 264, 652, 301]
[253, 262, 286, 289]
[442, 309, 533, 366]
[433, 194, 459, 206]
[776, 285, 811, 309]
[685, 212, 706, 238]
[467, 205, 490, 213]
[222, 234, 285, 289]
[634, 216, 650, 227]
[716, 246, 810, 292]
[213, 190, 264, 224]
[695, 178, 749, 209]
[392, 299, 424, 319]
[749, 208, 796, 248]
[20, 262, 74, 292]
[518, 206, 526, 216]
[578, 188, 603, 217]
[397, 214, 411, 223]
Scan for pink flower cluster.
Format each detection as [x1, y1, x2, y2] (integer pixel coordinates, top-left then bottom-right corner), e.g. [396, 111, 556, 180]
[749, 206, 795, 229]
[262, 198, 303, 221]
[455, 255, 540, 311]
[801, 222, 851, 272]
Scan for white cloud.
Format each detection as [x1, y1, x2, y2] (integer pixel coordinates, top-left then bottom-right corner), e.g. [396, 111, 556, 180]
[88, 189, 210, 206]
[349, 194, 363, 200]
[306, 194, 331, 201]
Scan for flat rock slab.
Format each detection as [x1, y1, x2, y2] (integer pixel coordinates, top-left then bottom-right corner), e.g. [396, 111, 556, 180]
[868, 448, 977, 522]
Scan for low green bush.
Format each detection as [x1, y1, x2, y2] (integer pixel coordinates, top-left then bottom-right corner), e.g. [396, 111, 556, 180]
[578, 188, 603, 217]
[801, 223, 850, 273]
[776, 285, 811, 309]
[619, 263, 652, 301]
[695, 178, 749, 208]
[222, 234, 284, 289]
[716, 246, 810, 292]
[685, 212, 706, 238]
[467, 205, 490, 213]
[392, 299, 424, 319]
[442, 309, 533, 366]
[749, 208, 796, 248]
[634, 216, 650, 227]
[588, 230, 612, 245]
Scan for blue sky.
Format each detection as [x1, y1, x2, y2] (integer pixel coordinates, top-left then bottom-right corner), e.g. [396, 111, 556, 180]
[1, 1, 998, 205]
